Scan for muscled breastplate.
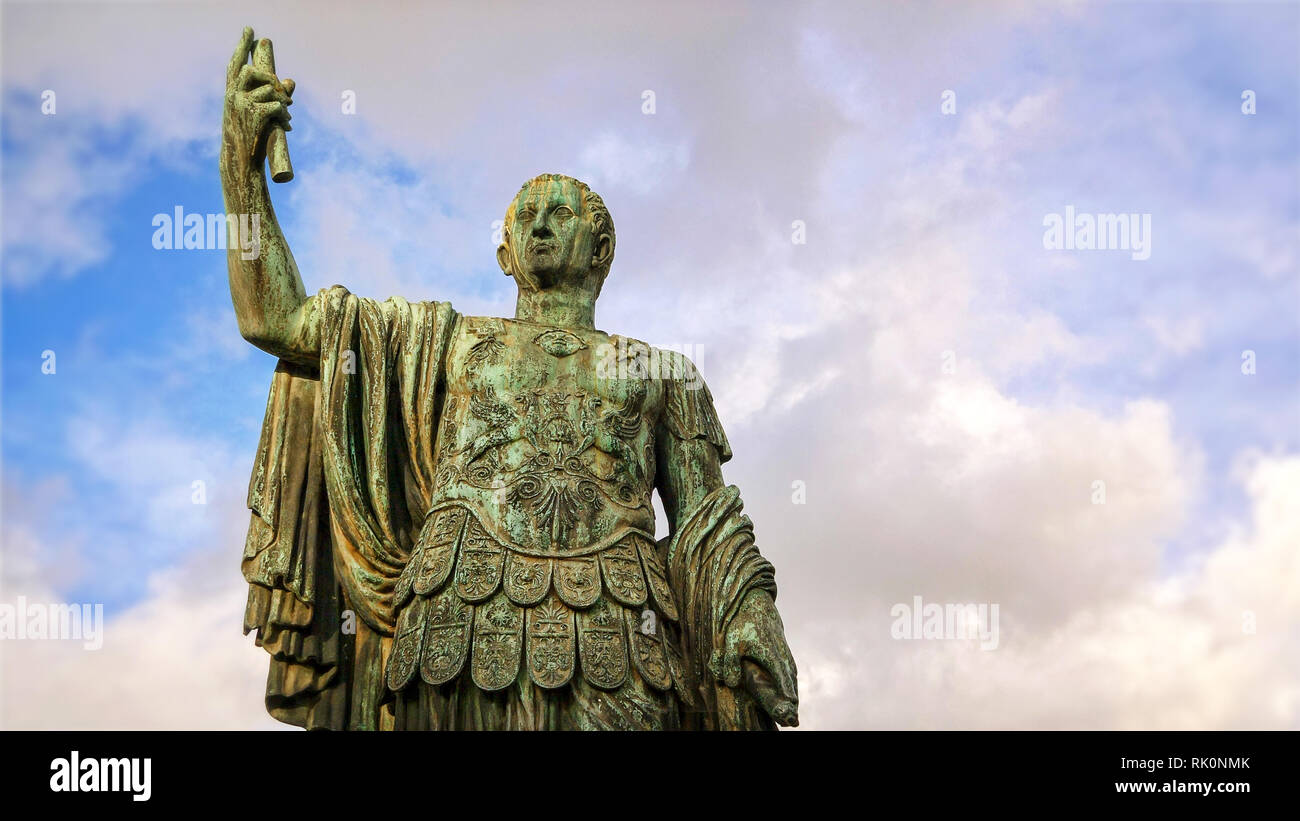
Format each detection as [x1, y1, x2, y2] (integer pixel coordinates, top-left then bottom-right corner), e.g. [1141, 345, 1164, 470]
[435, 316, 661, 553]
[386, 317, 683, 697]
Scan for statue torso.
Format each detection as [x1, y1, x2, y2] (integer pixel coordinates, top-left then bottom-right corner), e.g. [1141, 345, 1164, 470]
[433, 315, 663, 553]
[386, 315, 682, 702]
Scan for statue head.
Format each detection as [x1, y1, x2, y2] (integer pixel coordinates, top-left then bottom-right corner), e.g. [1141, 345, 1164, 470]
[497, 174, 615, 298]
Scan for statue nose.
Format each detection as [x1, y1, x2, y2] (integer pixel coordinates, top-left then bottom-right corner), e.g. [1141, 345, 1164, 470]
[531, 215, 554, 239]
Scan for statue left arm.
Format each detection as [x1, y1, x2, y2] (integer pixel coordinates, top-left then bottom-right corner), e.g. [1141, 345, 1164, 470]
[655, 396, 799, 727]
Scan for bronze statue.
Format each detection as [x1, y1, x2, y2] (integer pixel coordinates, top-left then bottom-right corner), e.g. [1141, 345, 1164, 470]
[223, 27, 798, 730]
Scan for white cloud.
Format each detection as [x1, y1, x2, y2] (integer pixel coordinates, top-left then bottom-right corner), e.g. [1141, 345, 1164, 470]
[0, 414, 277, 729]
[0, 119, 138, 286]
[1144, 314, 1205, 356]
[958, 89, 1063, 153]
[792, 454, 1300, 730]
[2, 0, 1295, 732]
[576, 133, 690, 195]
[0, 527, 280, 730]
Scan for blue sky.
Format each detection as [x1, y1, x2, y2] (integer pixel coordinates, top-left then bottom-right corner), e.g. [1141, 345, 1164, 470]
[2, 0, 1297, 729]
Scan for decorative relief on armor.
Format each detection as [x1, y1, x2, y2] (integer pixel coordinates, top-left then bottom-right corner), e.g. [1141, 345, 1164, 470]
[503, 552, 551, 605]
[437, 325, 657, 552]
[466, 334, 506, 372]
[471, 592, 524, 691]
[391, 504, 672, 695]
[599, 536, 648, 607]
[438, 395, 461, 457]
[627, 607, 672, 691]
[461, 386, 520, 467]
[420, 586, 472, 686]
[419, 502, 655, 594]
[455, 518, 506, 602]
[526, 594, 576, 689]
[394, 547, 419, 610]
[577, 597, 629, 690]
[387, 593, 428, 691]
[554, 556, 600, 608]
[637, 536, 679, 621]
[532, 327, 588, 358]
[414, 506, 464, 595]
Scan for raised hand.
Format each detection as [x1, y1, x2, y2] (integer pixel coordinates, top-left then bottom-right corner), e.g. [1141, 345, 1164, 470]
[220, 27, 294, 177]
[220, 27, 312, 362]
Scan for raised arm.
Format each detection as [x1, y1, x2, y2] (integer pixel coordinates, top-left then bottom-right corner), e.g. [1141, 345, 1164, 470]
[220, 28, 317, 365]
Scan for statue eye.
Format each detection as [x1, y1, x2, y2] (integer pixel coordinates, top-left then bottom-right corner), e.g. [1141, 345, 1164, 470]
[554, 206, 574, 219]
[516, 209, 535, 222]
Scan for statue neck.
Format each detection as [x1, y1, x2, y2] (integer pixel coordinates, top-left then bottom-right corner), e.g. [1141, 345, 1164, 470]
[514, 284, 597, 330]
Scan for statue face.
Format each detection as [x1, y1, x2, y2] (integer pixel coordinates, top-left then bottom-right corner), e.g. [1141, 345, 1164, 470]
[501, 178, 601, 290]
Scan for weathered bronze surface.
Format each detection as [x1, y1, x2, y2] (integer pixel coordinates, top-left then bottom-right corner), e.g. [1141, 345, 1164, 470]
[223, 27, 798, 730]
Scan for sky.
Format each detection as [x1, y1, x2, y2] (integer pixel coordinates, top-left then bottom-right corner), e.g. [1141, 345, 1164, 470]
[0, 0, 1297, 729]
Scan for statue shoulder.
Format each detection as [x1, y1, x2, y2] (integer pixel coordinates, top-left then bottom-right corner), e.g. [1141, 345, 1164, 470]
[651, 346, 730, 463]
[301, 286, 458, 364]
[308, 285, 456, 316]
[593, 335, 707, 386]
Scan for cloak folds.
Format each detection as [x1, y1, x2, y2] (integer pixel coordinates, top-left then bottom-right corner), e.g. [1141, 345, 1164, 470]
[241, 285, 778, 729]
[242, 286, 455, 730]
[665, 485, 777, 730]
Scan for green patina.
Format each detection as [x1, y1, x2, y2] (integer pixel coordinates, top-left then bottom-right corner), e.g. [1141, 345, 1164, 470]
[222, 27, 797, 730]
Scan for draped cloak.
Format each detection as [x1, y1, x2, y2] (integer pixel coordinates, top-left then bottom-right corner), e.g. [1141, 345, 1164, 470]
[240, 285, 777, 730]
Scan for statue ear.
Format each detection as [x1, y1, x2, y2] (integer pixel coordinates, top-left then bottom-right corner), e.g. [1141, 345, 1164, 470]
[591, 232, 613, 271]
[496, 241, 513, 277]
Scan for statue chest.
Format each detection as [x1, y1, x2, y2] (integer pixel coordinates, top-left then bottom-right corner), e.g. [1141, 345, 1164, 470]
[431, 316, 664, 553]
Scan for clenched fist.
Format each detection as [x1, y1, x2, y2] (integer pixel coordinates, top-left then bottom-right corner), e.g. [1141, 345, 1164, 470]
[220, 27, 294, 178]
